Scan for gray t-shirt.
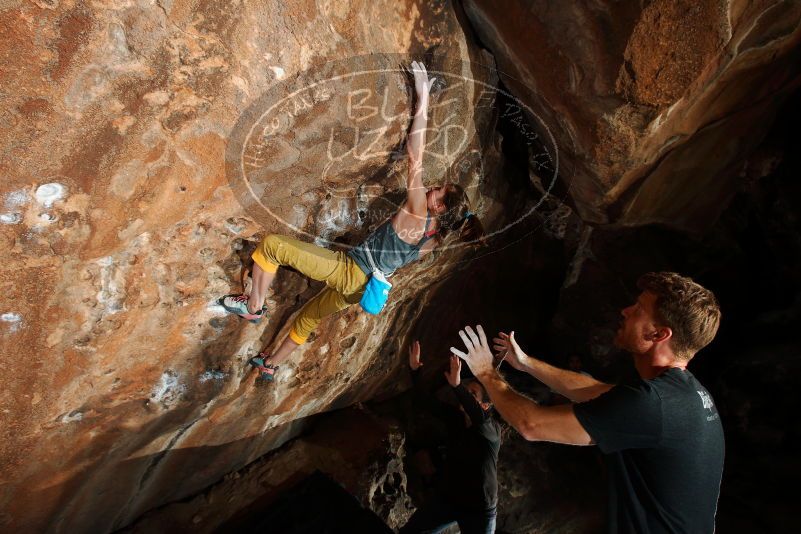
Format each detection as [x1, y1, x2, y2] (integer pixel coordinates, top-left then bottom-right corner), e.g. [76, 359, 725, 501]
[348, 213, 436, 275]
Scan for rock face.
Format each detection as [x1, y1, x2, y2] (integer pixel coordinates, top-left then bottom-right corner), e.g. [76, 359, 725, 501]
[126, 406, 413, 532]
[0, 1, 502, 532]
[2, 0, 799, 531]
[463, 0, 801, 229]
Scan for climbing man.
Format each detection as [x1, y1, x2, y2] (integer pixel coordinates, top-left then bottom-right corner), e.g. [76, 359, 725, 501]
[450, 272, 725, 534]
[399, 340, 501, 534]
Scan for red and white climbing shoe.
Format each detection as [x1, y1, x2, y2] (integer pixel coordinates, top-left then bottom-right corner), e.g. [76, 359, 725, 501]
[249, 354, 278, 381]
[219, 294, 266, 324]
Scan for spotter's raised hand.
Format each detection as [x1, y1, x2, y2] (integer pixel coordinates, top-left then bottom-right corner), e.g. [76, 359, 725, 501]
[408, 340, 423, 371]
[450, 325, 495, 378]
[444, 354, 461, 387]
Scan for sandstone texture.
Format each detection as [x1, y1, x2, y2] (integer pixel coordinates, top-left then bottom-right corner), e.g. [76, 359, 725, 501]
[463, 0, 801, 229]
[0, 1, 503, 531]
[2, 0, 799, 532]
[126, 406, 413, 532]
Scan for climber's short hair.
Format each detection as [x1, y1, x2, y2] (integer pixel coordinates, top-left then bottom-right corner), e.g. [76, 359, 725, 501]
[637, 272, 721, 360]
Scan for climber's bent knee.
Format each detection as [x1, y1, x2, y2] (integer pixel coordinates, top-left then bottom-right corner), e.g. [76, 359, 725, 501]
[251, 234, 281, 273]
[288, 327, 308, 345]
[290, 287, 356, 344]
[290, 313, 319, 345]
[252, 251, 278, 274]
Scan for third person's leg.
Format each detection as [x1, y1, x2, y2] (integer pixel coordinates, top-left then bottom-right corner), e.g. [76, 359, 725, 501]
[398, 496, 457, 534]
[455, 506, 497, 534]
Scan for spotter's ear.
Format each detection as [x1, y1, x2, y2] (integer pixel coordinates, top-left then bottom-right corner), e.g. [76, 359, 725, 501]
[651, 327, 672, 342]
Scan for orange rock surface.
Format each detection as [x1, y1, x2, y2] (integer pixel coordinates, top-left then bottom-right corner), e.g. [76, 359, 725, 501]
[0, 1, 498, 531]
[2, 0, 800, 531]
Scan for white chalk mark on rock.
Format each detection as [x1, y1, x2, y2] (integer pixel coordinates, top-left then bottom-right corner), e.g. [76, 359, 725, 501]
[96, 256, 126, 314]
[4, 189, 29, 209]
[315, 198, 355, 246]
[35, 183, 67, 208]
[151, 370, 187, 408]
[60, 410, 84, 423]
[1, 312, 22, 333]
[269, 66, 286, 79]
[224, 219, 245, 235]
[199, 370, 227, 383]
[205, 300, 229, 317]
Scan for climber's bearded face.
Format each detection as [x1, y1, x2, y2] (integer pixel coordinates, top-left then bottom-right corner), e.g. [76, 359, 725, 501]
[426, 186, 448, 215]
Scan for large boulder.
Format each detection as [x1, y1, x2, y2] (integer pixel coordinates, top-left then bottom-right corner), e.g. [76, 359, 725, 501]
[0, 1, 503, 531]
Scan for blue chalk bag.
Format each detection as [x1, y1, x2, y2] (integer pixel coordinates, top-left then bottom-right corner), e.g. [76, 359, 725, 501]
[359, 244, 392, 315]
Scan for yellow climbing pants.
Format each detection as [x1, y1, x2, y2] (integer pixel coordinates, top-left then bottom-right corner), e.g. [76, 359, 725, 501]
[252, 234, 369, 344]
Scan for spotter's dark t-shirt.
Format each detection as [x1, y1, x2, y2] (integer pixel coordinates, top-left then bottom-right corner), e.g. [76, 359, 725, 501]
[410, 371, 501, 512]
[574, 368, 725, 534]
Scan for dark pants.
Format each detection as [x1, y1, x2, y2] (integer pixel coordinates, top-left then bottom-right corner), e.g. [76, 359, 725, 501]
[399, 496, 497, 534]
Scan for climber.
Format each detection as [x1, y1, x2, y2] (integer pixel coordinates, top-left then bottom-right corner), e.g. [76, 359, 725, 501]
[450, 272, 725, 534]
[219, 61, 484, 381]
[399, 340, 501, 534]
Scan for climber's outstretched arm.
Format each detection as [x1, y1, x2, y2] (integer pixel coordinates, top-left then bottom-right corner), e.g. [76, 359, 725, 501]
[405, 61, 435, 214]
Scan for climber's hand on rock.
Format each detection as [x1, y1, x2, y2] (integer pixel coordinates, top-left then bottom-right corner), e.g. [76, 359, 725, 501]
[444, 354, 461, 387]
[409, 340, 423, 371]
[450, 325, 495, 379]
[410, 60, 435, 97]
